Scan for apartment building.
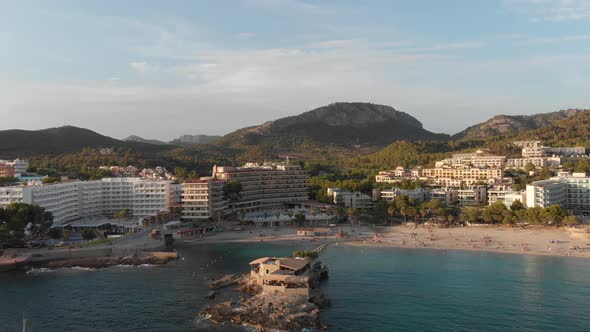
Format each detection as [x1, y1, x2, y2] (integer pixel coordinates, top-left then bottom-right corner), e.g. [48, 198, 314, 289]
[488, 190, 526, 208]
[526, 173, 590, 212]
[506, 157, 561, 169]
[211, 163, 308, 212]
[0, 178, 175, 225]
[0, 159, 29, 176]
[0, 164, 15, 178]
[457, 186, 487, 206]
[328, 188, 374, 209]
[380, 188, 431, 203]
[181, 179, 227, 221]
[430, 188, 459, 205]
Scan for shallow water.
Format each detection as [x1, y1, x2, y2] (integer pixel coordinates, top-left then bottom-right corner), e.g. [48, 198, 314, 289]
[1, 243, 589, 331]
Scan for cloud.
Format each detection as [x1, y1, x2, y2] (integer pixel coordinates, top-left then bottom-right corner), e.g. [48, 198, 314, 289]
[129, 61, 159, 74]
[507, 0, 590, 21]
[243, 0, 318, 12]
[526, 34, 590, 44]
[237, 32, 256, 39]
[398, 41, 486, 53]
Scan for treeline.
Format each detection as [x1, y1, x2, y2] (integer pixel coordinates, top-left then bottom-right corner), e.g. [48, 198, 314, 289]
[369, 195, 579, 227]
[0, 203, 53, 248]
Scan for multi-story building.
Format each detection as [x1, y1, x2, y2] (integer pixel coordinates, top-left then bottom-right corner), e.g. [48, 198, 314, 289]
[506, 157, 561, 169]
[0, 159, 29, 176]
[0, 164, 15, 178]
[380, 188, 431, 203]
[0, 178, 175, 225]
[488, 190, 526, 208]
[526, 179, 567, 209]
[181, 179, 227, 221]
[328, 188, 373, 209]
[212, 163, 308, 212]
[457, 186, 487, 206]
[430, 188, 459, 205]
[526, 173, 590, 212]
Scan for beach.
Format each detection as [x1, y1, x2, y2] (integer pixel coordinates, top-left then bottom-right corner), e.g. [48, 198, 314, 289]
[195, 224, 590, 259]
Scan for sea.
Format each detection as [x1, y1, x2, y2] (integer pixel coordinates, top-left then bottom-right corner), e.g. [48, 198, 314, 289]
[1, 242, 589, 332]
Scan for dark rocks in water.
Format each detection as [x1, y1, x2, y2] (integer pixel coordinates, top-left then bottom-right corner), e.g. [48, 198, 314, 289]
[205, 291, 218, 300]
[309, 291, 331, 309]
[201, 292, 328, 331]
[45, 254, 173, 269]
[208, 274, 246, 289]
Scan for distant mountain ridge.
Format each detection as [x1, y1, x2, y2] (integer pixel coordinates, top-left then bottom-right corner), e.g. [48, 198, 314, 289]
[123, 134, 222, 146]
[0, 126, 172, 158]
[454, 109, 583, 140]
[123, 135, 169, 145]
[213, 102, 449, 150]
[170, 134, 221, 145]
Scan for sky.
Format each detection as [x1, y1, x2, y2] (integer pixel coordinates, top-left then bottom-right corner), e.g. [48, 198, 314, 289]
[1, 0, 589, 140]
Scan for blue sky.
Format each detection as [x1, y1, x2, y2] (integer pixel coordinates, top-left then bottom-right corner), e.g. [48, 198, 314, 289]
[1, 0, 589, 140]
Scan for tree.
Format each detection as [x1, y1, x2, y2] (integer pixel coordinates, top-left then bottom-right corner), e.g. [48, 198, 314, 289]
[562, 215, 580, 226]
[81, 229, 97, 240]
[334, 205, 344, 223]
[460, 206, 481, 223]
[347, 208, 359, 226]
[524, 162, 536, 173]
[483, 202, 513, 224]
[525, 207, 544, 225]
[542, 205, 568, 225]
[174, 167, 188, 180]
[222, 180, 243, 212]
[510, 200, 525, 212]
[0, 203, 53, 248]
[293, 212, 306, 226]
[114, 208, 130, 219]
[387, 205, 397, 223]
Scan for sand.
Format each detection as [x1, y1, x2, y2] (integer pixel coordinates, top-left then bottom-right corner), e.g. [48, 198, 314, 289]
[190, 224, 590, 259]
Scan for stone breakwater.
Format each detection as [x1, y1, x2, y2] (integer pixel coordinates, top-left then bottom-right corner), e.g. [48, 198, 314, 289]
[45, 252, 178, 269]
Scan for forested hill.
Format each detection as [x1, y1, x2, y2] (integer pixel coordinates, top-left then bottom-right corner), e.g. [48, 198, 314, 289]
[212, 102, 450, 151]
[454, 109, 583, 140]
[0, 126, 173, 158]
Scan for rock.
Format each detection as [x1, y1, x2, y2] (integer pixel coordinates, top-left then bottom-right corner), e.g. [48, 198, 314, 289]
[205, 291, 218, 300]
[208, 274, 242, 289]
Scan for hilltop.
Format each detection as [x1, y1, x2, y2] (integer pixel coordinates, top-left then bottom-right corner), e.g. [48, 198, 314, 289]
[454, 109, 583, 140]
[0, 126, 173, 158]
[213, 102, 449, 153]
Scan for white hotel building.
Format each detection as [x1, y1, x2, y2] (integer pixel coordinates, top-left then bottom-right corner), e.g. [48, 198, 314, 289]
[526, 173, 590, 212]
[0, 178, 177, 226]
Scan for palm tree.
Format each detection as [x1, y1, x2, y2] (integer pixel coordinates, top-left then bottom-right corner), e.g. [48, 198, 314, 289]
[387, 206, 397, 224]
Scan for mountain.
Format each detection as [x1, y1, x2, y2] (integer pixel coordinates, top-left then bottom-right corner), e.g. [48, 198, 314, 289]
[123, 135, 169, 145]
[170, 134, 221, 145]
[213, 102, 449, 152]
[0, 126, 172, 158]
[454, 109, 583, 140]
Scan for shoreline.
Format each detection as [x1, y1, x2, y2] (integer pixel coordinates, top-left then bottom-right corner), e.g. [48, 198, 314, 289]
[181, 224, 590, 259]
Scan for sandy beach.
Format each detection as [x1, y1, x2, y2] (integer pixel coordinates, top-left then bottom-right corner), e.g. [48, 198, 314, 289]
[191, 224, 590, 259]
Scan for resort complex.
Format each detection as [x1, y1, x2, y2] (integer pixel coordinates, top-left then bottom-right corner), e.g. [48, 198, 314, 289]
[0, 177, 179, 225]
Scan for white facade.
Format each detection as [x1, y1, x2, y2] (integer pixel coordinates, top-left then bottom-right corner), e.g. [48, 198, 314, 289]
[457, 186, 487, 206]
[488, 190, 526, 208]
[181, 179, 228, 220]
[329, 188, 373, 209]
[526, 173, 590, 212]
[0, 178, 174, 225]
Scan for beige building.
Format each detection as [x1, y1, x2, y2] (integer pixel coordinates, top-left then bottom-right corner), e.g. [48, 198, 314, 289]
[457, 186, 487, 205]
[249, 257, 310, 297]
[212, 163, 308, 212]
[0, 164, 15, 178]
[181, 178, 227, 221]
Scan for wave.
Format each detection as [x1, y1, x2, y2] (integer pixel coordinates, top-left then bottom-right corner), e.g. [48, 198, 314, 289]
[27, 267, 55, 274]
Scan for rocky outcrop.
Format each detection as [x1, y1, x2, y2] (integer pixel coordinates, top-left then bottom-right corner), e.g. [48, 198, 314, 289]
[454, 109, 583, 140]
[213, 102, 449, 149]
[201, 291, 328, 331]
[208, 274, 247, 289]
[44, 252, 177, 269]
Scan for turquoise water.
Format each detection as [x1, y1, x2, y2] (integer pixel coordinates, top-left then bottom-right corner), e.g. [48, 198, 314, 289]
[1, 244, 589, 331]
